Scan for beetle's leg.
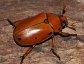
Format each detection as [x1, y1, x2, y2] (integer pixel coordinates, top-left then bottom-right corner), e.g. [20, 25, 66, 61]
[50, 36, 60, 60]
[59, 31, 77, 37]
[7, 19, 16, 28]
[20, 45, 36, 64]
[67, 26, 76, 31]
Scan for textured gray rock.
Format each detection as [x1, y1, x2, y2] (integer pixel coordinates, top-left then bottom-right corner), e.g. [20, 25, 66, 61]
[0, 0, 84, 64]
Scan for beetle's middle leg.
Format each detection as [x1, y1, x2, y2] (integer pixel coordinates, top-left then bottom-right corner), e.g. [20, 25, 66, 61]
[50, 36, 60, 60]
[20, 45, 36, 64]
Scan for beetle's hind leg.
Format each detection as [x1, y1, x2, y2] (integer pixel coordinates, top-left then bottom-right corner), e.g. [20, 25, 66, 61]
[20, 45, 36, 64]
[50, 36, 65, 64]
[51, 48, 60, 60]
[50, 36, 60, 60]
[6, 19, 16, 28]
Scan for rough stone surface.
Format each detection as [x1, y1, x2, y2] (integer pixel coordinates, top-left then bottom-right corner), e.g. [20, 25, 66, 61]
[0, 0, 84, 64]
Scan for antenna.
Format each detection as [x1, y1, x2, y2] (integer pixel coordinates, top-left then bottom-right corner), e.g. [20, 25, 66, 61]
[60, 2, 66, 15]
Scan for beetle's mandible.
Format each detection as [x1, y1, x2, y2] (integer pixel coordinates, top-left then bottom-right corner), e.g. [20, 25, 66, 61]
[7, 6, 77, 64]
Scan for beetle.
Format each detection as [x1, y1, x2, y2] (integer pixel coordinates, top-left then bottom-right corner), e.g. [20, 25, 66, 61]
[7, 6, 77, 64]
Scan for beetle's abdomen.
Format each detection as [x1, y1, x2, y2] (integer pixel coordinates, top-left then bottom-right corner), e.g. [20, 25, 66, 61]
[14, 22, 53, 46]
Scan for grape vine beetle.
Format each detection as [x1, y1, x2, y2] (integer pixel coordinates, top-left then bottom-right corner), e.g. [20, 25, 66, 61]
[7, 6, 77, 64]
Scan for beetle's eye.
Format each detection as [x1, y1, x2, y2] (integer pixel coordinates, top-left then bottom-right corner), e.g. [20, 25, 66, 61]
[61, 22, 66, 29]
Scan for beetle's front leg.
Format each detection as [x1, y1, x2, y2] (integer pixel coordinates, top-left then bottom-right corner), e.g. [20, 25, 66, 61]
[59, 31, 77, 37]
[50, 36, 60, 60]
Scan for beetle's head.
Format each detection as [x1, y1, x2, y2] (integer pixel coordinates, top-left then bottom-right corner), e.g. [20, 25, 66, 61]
[60, 15, 68, 29]
[59, 5, 68, 29]
[59, 15, 76, 31]
[59, 5, 76, 31]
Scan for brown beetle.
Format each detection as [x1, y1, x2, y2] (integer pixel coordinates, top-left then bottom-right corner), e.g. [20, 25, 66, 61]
[7, 6, 77, 64]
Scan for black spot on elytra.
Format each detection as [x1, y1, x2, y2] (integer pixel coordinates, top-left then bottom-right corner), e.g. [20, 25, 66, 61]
[18, 38, 21, 40]
[44, 19, 49, 24]
[35, 37, 37, 39]
[58, 28, 61, 31]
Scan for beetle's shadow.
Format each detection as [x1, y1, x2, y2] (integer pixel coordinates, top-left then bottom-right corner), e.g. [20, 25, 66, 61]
[33, 46, 42, 52]
[62, 35, 84, 43]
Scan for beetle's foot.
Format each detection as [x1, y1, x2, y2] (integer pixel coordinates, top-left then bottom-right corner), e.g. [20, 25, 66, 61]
[70, 34, 77, 36]
[51, 49, 60, 60]
[20, 56, 25, 64]
[56, 60, 64, 64]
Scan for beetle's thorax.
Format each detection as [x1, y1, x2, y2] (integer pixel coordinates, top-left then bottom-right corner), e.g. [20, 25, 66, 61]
[46, 13, 62, 33]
